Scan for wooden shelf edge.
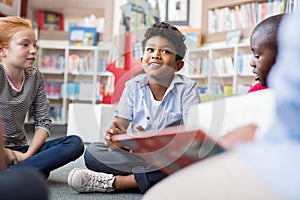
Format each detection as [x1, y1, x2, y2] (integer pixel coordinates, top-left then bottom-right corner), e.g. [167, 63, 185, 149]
[38, 30, 103, 42]
[202, 27, 254, 44]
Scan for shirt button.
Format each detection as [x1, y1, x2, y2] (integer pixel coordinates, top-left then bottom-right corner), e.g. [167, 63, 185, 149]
[146, 116, 150, 120]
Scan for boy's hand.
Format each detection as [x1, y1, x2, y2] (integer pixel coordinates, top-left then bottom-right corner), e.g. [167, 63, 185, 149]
[105, 120, 127, 151]
[135, 125, 145, 133]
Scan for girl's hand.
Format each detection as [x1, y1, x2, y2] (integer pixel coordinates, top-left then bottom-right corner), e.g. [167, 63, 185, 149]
[4, 148, 18, 164]
[12, 150, 30, 162]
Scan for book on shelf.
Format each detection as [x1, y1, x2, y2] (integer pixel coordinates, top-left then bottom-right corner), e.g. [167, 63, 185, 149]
[207, 1, 284, 34]
[27, 105, 63, 124]
[111, 125, 226, 174]
[211, 84, 233, 95]
[184, 56, 209, 76]
[37, 10, 64, 31]
[41, 54, 65, 71]
[213, 56, 234, 76]
[45, 81, 62, 99]
[236, 53, 253, 75]
[64, 82, 94, 101]
[68, 54, 94, 73]
[69, 26, 98, 46]
[180, 28, 202, 47]
[49, 105, 63, 123]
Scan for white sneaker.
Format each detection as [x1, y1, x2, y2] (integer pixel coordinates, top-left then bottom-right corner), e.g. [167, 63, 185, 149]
[68, 168, 115, 193]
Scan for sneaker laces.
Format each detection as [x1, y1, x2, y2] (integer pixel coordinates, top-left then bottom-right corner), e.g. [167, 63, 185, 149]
[83, 170, 115, 192]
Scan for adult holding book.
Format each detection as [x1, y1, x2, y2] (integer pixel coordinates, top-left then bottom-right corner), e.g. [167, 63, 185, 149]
[68, 21, 201, 194]
[142, 13, 300, 200]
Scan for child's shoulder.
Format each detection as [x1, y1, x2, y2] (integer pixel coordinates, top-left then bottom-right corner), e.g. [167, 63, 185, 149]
[25, 67, 44, 79]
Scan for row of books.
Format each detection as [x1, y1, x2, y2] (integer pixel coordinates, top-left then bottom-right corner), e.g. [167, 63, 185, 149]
[208, 1, 283, 33]
[210, 84, 252, 94]
[68, 54, 108, 73]
[184, 57, 209, 76]
[45, 82, 62, 99]
[40, 53, 108, 73]
[41, 54, 65, 71]
[236, 53, 253, 75]
[45, 77, 115, 103]
[197, 85, 233, 95]
[184, 54, 254, 76]
[211, 84, 233, 95]
[68, 54, 94, 73]
[213, 56, 235, 76]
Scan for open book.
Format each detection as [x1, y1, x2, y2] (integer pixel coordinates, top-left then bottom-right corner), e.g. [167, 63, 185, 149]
[111, 126, 226, 174]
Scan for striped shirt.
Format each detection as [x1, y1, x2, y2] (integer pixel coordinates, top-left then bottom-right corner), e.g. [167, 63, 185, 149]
[0, 65, 52, 147]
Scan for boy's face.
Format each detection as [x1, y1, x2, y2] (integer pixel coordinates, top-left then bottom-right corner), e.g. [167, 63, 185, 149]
[250, 30, 277, 86]
[141, 35, 184, 83]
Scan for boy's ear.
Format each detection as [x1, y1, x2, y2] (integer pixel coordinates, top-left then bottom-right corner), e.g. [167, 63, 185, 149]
[175, 60, 184, 71]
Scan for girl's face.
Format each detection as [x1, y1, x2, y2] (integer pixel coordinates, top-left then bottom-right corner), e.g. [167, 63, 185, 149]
[250, 30, 277, 86]
[141, 35, 183, 84]
[1, 28, 37, 70]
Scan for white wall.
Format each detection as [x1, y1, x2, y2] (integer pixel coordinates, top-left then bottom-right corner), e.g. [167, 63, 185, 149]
[189, 0, 202, 28]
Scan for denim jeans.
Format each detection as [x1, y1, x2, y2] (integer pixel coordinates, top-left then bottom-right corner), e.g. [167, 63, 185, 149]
[84, 142, 168, 193]
[8, 135, 84, 177]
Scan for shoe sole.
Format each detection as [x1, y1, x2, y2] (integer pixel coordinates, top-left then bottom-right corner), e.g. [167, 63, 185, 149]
[67, 167, 85, 193]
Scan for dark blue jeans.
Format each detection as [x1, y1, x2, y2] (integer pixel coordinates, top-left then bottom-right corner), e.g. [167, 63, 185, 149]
[8, 135, 84, 177]
[84, 142, 168, 194]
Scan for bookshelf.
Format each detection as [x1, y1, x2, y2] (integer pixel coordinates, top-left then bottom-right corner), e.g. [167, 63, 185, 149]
[26, 0, 113, 41]
[28, 41, 113, 125]
[181, 43, 256, 96]
[201, 0, 283, 43]
[188, 0, 286, 97]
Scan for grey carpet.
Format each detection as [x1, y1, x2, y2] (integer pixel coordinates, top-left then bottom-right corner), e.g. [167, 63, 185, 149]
[48, 151, 143, 200]
[25, 127, 142, 200]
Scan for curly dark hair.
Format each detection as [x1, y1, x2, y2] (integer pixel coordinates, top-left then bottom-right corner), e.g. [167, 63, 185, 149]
[142, 22, 186, 61]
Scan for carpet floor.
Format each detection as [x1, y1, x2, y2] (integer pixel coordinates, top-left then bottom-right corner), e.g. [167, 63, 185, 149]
[25, 126, 143, 200]
[48, 151, 143, 200]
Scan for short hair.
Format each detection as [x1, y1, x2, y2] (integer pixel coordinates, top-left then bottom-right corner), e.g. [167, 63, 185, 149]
[252, 14, 285, 51]
[142, 22, 186, 61]
[0, 16, 33, 49]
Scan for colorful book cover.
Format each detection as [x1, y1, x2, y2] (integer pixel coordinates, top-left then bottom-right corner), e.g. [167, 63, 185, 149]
[37, 10, 64, 31]
[69, 26, 97, 46]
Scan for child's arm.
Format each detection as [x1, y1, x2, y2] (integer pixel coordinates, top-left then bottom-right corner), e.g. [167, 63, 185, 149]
[13, 128, 48, 162]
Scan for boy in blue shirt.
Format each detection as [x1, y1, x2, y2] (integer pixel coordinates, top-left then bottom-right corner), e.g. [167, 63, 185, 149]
[68, 22, 200, 193]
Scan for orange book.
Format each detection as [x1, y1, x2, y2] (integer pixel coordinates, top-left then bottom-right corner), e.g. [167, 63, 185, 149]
[111, 126, 226, 174]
